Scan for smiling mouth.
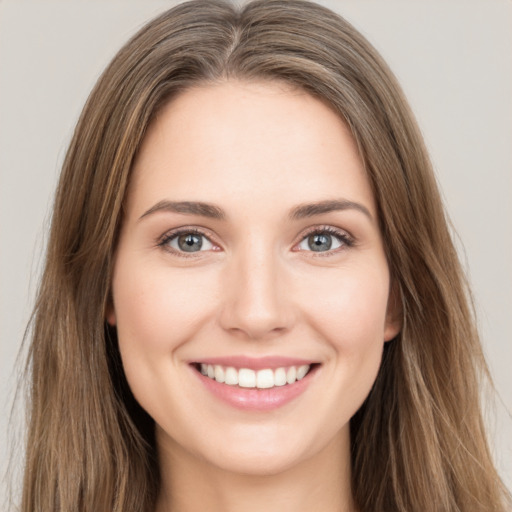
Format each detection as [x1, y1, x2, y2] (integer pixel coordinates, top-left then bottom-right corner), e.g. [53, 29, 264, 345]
[192, 363, 317, 390]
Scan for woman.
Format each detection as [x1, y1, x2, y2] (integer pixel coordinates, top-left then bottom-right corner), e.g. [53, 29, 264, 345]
[18, 1, 510, 511]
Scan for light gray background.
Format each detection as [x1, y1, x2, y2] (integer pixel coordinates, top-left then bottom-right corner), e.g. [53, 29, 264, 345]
[1, 0, 511, 507]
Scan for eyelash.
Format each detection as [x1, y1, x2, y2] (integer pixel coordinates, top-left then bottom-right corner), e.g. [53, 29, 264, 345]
[157, 225, 354, 257]
[296, 225, 354, 255]
[157, 227, 218, 258]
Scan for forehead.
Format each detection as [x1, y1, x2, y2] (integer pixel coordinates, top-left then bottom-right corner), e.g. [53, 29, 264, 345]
[127, 80, 376, 220]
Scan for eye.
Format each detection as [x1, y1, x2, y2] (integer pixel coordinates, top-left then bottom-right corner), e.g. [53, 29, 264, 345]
[160, 229, 215, 253]
[296, 228, 352, 253]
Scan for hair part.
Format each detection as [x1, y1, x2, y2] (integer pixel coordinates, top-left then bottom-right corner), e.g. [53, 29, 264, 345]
[21, 1, 510, 510]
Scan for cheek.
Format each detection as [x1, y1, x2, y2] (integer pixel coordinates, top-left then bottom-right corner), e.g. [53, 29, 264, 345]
[300, 263, 390, 349]
[110, 258, 222, 427]
[111, 257, 219, 356]
[313, 267, 389, 408]
[297, 262, 389, 399]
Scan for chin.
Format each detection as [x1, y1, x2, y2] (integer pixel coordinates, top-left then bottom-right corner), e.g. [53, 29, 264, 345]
[208, 445, 309, 477]
[186, 420, 347, 478]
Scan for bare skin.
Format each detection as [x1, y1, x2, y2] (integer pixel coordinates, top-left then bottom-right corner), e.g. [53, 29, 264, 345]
[156, 427, 353, 512]
[108, 80, 400, 512]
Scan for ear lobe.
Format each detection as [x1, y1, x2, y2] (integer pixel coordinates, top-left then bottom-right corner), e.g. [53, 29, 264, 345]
[105, 298, 117, 326]
[384, 280, 402, 342]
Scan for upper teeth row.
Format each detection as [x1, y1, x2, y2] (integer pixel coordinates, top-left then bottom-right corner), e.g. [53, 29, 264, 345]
[200, 364, 310, 389]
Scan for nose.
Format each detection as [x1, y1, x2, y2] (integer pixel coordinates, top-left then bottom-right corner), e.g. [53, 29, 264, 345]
[219, 245, 294, 340]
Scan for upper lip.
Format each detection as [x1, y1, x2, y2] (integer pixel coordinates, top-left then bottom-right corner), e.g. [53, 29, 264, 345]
[190, 355, 317, 370]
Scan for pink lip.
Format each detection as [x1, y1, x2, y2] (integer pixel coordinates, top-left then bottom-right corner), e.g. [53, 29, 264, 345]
[190, 362, 319, 411]
[190, 355, 315, 370]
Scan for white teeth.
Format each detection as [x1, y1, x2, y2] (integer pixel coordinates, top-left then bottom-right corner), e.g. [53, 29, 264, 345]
[274, 367, 287, 386]
[256, 369, 274, 389]
[214, 365, 225, 383]
[296, 365, 309, 380]
[286, 366, 296, 384]
[225, 366, 238, 385]
[200, 363, 312, 389]
[238, 368, 256, 388]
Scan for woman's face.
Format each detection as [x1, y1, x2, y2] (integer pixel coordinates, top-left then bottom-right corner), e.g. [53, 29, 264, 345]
[108, 80, 400, 476]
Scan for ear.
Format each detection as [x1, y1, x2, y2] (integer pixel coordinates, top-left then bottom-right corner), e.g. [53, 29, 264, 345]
[384, 280, 402, 342]
[105, 295, 117, 326]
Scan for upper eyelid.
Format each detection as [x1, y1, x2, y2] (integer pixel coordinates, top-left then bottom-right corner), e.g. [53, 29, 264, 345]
[159, 226, 216, 243]
[300, 225, 349, 235]
[297, 224, 353, 241]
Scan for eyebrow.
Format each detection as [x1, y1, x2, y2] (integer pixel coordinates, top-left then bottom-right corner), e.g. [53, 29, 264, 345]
[139, 198, 372, 222]
[289, 199, 373, 221]
[139, 200, 226, 221]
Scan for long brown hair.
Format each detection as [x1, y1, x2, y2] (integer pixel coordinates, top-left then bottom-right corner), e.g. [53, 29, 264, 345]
[20, 1, 510, 510]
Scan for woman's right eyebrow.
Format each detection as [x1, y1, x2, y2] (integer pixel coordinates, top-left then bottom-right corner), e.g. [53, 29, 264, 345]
[138, 200, 226, 221]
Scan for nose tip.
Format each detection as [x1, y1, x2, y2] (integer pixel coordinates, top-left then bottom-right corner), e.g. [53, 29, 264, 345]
[219, 256, 293, 340]
[225, 308, 288, 340]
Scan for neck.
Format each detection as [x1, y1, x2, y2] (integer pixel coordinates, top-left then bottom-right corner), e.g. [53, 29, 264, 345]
[155, 429, 356, 512]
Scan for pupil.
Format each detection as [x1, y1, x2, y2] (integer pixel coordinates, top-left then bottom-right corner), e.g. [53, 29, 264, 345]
[308, 233, 331, 252]
[178, 233, 202, 252]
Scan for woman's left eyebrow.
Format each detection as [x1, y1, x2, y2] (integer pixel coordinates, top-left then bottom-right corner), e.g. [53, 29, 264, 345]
[289, 199, 373, 221]
[139, 200, 226, 221]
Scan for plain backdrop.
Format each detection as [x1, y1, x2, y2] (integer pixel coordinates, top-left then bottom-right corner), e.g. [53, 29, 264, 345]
[1, 0, 511, 507]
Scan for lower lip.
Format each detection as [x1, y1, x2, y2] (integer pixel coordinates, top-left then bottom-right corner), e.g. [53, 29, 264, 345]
[192, 366, 317, 411]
